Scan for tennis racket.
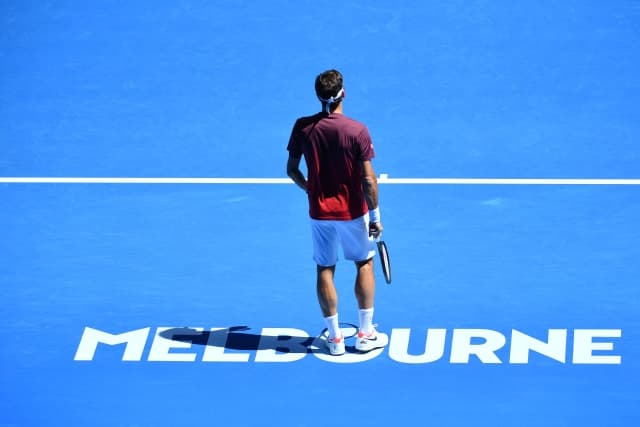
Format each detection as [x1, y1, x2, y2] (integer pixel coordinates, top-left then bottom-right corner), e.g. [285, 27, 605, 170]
[376, 237, 392, 284]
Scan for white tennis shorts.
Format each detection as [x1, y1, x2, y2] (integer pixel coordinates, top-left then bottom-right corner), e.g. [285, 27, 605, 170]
[310, 214, 376, 266]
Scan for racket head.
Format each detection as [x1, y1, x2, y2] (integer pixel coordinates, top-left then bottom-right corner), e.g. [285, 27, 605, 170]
[376, 240, 392, 284]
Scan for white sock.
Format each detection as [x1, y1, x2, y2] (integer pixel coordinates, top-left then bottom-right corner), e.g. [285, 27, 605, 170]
[324, 314, 341, 339]
[358, 308, 374, 334]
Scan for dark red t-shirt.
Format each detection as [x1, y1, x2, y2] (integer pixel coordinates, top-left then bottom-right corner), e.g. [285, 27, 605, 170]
[287, 113, 375, 220]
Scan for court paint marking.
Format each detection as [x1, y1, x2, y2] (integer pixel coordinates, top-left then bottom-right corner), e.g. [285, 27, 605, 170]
[2, 177, 640, 185]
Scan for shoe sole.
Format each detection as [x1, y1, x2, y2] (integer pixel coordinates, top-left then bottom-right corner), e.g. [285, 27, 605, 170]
[327, 346, 345, 356]
[355, 344, 383, 353]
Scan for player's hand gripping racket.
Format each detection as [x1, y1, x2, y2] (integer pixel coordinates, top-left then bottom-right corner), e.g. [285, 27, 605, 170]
[370, 223, 392, 284]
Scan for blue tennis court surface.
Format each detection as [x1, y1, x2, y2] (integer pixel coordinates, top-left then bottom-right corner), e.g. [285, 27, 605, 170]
[1, 2, 639, 426]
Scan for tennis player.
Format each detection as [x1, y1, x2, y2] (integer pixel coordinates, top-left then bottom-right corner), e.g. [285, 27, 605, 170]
[286, 69, 387, 355]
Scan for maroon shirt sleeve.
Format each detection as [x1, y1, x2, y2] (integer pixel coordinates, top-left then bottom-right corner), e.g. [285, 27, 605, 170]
[356, 127, 375, 161]
[287, 120, 303, 158]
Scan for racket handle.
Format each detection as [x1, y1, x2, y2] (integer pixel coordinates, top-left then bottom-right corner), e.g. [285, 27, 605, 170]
[369, 222, 382, 238]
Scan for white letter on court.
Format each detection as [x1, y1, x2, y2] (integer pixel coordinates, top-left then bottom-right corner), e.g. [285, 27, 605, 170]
[573, 329, 622, 364]
[254, 328, 310, 362]
[74, 327, 150, 361]
[510, 329, 567, 364]
[450, 329, 506, 364]
[388, 328, 446, 364]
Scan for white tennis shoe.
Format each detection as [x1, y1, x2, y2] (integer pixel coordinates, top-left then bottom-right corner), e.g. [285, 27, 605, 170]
[355, 328, 388, 352]
[326, 334, 345, 356]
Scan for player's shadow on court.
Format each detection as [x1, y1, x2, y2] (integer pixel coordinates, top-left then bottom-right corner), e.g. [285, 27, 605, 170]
[160, 326, 317, 354]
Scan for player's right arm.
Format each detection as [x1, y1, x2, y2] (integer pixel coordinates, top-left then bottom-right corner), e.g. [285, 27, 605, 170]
[361, 160, 383, 237]
[287, 155, 307, 193]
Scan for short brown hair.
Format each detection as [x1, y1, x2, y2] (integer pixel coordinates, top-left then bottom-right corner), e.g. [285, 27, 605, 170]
[315, 70, 344, 112]
[315, 69, 343, 100]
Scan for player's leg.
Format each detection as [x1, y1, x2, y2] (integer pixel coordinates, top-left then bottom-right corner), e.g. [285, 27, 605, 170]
[337, 215, 376, 310]
[339, 215, 387, 352]
[353, 258, 387, 352]
[316, 264, 337, 317]
[310, 219, 344, 355]
[316, 265, 344, 355]
[354, 257, 375, 311]
[311, 219, 339, 316]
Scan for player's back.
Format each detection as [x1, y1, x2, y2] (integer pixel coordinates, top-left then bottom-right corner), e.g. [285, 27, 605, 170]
[290, 113, 375, 220]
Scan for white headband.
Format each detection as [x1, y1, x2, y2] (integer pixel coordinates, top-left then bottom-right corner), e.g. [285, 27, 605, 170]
[318, 88, 344, 113]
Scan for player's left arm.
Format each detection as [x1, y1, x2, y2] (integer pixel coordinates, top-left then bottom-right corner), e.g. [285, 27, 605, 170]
[286, 155, 307, 193]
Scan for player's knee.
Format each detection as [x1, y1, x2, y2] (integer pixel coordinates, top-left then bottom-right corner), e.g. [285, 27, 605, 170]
[354, 257, 374, 269]
[316, 264, 336, 274]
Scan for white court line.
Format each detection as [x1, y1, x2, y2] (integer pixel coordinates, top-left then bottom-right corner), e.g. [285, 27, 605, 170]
[0, 177, 292, 184]
[1, 177, 640, 185]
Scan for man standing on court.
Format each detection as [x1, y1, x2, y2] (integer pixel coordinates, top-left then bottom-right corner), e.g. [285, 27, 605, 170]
[286, 69, 387, 356]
